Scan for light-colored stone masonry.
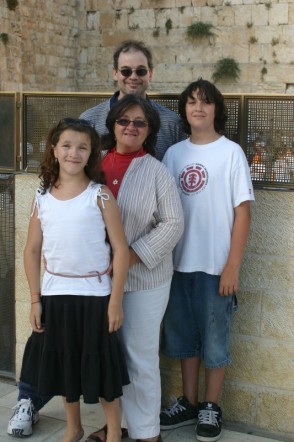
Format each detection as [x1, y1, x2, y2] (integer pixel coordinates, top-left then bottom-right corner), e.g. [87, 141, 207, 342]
[0, 0, 294, 93]
[15, 176, 294, 440]
[2, 0, 293, 439]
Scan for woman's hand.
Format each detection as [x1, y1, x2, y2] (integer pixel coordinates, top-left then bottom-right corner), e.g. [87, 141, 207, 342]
[108, 299, 124, 333]
[30, 302, 45, 333]
[129, 247, 141, 267]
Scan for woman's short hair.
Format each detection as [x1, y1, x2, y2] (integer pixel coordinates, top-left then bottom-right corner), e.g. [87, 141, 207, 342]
[103, 94, 160, 157]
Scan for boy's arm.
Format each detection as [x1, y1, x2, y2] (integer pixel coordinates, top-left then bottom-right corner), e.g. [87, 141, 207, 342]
[219, 200, 251, 296]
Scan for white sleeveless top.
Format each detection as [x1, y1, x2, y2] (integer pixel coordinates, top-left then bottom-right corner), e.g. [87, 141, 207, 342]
[34, 182, 112, 297]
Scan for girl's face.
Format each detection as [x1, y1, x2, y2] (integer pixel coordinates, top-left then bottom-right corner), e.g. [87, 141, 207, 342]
[53, 129, 91, 176]
[114, 105, 150, 153]
[185, 89, 216, 133]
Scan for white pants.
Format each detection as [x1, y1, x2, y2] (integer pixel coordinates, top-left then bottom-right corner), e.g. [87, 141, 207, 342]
[120, 281, 171, 440]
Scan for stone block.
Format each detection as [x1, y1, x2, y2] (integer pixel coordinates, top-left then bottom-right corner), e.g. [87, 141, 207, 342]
[141, 0, 176, 8]
[246, 191, 294, 256]
[175, 0, 191, 6]
[199, 6, 219, 26]
[85, 0, 99, 12]
[101, 31, 134, 48]
[178, 7, 197, 27]
[251, 4, 269, 26]
[155, 9, 182, 28]
[241, 254, 294, 294]
[234, 5, 252, 26]
[191, 0, 207, 6]
[15, 301, 31, 345]
[221, 383, 257, 425]
[256, 391, 294, 435]
[128, 9, 155, 29]
[261, 292, 294, 339]
[216, 6, 235, 27]
[290, 4, 294, 24]
[15, 343, 26, 380]
[269, 3, 289, 26]
[153, 63, 193, 84]
[231, 290, 262, 337]
[86, 11, 100, 31]
[229, 336, 294, 390]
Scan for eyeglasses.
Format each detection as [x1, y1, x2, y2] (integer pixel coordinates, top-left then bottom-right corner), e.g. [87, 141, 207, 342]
[57, 118, 94, 128]
[116, 118, 148, 128]
[118, 67, 148, 77]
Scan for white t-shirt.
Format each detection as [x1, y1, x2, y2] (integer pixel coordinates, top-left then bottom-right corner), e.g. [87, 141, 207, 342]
[163, 136, 254, 275]
[34, 182, 112, 296]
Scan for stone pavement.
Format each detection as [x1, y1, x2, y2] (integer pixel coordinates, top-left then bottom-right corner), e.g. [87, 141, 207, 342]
[0, 380, 286, 442]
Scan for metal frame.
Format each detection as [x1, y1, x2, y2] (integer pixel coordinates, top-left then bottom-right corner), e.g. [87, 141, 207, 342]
[1, 92, 294, 190]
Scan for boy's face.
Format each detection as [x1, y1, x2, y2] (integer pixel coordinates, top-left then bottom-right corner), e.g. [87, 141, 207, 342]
[185, 89, 216, 133]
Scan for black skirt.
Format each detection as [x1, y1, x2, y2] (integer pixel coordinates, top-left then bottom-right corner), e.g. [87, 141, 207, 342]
[20, 295, 129, 403]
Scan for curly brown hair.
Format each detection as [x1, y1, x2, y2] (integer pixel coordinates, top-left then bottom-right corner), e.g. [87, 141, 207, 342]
[39, 118, 105, 193]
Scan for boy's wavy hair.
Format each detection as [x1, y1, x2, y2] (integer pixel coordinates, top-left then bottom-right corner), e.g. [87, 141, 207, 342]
[113, 39, 153, 70]
[178, 78, 227, 135]
[39, 118, 105, 193]
[102, 94, 160, 157]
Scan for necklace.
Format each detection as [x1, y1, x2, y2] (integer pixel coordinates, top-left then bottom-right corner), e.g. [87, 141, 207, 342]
[111, 147, 142, 185]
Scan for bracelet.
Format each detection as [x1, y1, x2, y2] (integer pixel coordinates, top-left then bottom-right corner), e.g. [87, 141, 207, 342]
[31, 300, 41, 305]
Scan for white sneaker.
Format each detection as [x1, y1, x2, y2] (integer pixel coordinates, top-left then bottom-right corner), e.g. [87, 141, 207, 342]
[7, 398, 39, 437]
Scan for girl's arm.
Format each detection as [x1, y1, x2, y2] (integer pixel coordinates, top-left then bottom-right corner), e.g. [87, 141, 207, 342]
[98, 187, 129, 333]
[219, 200, 251, 296]
[23, 203, 44, 332]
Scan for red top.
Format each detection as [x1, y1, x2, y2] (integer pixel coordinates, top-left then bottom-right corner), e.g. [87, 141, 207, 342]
[102, 148, 146, 199]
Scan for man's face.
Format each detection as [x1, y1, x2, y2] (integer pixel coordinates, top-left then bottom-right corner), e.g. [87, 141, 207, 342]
[113, 50, 153, 99]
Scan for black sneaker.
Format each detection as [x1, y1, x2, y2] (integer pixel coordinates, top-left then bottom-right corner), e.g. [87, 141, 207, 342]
[196, 402, 222, 441]
[160, 395, 198, 430]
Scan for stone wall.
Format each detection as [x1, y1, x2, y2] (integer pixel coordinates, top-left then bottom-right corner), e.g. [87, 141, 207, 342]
[5, 0, 294, 439]
[15, 176, 294, 440]
[0, 0, 79, 91]
[0, 0, 294, 93]
[161, 188, 294, 440]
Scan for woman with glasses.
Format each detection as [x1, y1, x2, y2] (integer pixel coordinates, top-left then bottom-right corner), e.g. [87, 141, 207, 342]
[18, 118, 130, 442]
[86, 94, 184, 442]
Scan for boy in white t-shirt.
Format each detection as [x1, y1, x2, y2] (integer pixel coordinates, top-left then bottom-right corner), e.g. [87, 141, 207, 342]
[160, 79, 254, 442]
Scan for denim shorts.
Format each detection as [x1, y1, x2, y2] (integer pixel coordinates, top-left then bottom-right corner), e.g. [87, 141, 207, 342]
[160, 271, 237, 369]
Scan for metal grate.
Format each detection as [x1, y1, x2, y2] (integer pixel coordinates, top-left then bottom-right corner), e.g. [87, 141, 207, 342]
[0, 174, 15, 379]
[23, 93, 242, 169]
[246, 97, 294, 187]
[224, 97, 241, 144]
[16, 92, 294, 189]
[0, 95, 16, 171]
[23, 94, 110, 171]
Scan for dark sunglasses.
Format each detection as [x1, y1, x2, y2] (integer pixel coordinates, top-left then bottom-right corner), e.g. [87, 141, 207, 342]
[118, 67, 148, 77]
[57, 118, 94, 128]
[116, 118, 148, 128]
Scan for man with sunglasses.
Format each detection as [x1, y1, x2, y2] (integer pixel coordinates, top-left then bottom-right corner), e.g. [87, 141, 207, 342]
[80, 39, 186, 161]
[7, 40, 185, 439]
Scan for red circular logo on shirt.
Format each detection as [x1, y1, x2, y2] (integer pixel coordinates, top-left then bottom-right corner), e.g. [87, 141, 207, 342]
[179, 164, 208, 194]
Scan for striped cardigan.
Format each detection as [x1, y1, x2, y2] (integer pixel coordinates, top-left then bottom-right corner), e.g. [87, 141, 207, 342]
[116, 154, 184, 292]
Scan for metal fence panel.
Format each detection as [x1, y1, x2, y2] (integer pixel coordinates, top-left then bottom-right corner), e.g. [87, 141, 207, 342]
[0, 174, 15, 379]
[23, 93, 110, 170]
[0, 94, 17, 171]
[245, 97, 294, 188]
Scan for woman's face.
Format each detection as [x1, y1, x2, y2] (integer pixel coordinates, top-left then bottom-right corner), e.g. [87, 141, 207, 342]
[114, 105, 150, 153]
